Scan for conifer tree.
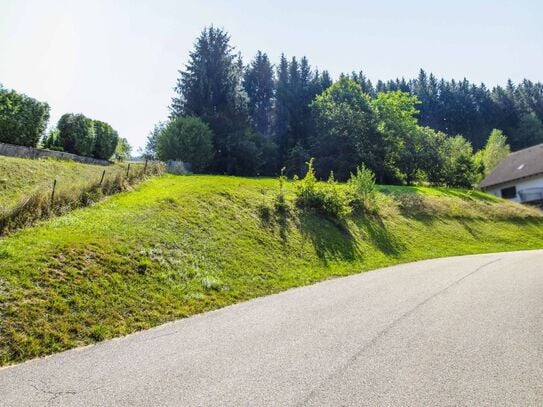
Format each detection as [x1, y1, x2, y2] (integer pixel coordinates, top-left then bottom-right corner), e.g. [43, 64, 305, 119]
[243, 51, 275, 137]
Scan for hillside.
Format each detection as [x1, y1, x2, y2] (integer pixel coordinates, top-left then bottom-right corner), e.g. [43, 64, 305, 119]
[0, 156, 131, 210]
[0, 174, 542, 366]
[0, 156, 160, 235]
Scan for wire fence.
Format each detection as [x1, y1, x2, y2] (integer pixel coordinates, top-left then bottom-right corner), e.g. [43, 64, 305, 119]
[0, 160, 164, 236]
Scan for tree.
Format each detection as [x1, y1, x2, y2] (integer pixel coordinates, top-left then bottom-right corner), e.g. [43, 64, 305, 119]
[476, 129, 510, 177]
[511, 113, 543, 150]
[170, 26, 250, 173]
[417, 127, 447, 185]
[57, 113, 95, 156]
[143, 122, 166, 159]
[0, 87, 50, 147]
[372, 91, 420, 184]
[243, 51, 275, 137]
[41, 128, 62, 150]
[310, 77, 380, 181]
[439, 135, 477, 188]
[156, 116, 214, 172]
[93, 120, 119, 160]
[274, 54, 290, 162]
[115, 137, 132, 161]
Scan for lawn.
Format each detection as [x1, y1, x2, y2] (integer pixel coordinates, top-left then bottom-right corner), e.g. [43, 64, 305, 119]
[0, 174, 542, 366]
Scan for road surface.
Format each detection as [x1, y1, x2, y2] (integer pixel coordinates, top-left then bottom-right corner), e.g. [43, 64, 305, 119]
[1, 250, 542, 406]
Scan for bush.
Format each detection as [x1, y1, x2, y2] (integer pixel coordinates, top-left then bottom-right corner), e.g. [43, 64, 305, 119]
[274, 167, 289, 213]
[0, 88, 50, 147]
[56, 114, 120, 160]
[348, 164, 378, 212]
[295, 158, 349, 218]
[93, 121, 119, 160]
[57, 113, 95, 157]
[156, 116, 213, 172]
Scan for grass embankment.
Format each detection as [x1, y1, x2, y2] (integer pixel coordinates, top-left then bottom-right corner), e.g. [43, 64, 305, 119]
[0, 174, 542, 365]
[0, 156, 161, 234]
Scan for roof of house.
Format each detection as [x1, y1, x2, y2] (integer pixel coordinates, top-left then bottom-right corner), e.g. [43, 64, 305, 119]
[479, 143, 543, 189]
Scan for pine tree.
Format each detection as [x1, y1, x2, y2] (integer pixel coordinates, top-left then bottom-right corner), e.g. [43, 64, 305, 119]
[274, 54, 290, 162]
[243, 51, 275, 137]
[169, 26, 251, 173]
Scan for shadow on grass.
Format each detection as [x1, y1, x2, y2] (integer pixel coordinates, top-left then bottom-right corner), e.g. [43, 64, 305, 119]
[352, 214, 405, 257]
[379, 184, 499, 203]
[298, 210, 360, 264]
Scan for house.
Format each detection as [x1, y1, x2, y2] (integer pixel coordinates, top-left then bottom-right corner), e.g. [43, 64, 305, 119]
[479, 143, 543, 208]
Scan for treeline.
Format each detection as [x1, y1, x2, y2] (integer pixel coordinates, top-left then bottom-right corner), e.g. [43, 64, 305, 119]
[0, 85, 50, 147]
[0, 84, 126, 161]
[146, 27, 534, 186]
[356, 71, 543, 151]
[44, 113, 119, 160]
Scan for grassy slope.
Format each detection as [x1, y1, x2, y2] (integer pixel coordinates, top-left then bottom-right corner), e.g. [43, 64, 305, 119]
[0, 156, 131, 210]
[0, 174, 542, 365]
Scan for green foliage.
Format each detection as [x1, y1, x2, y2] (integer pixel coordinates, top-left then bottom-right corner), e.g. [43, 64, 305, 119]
[0, 87, 50, 147]
[156, 116, 214, 172]
[274, 167, 289, 213]
[439, 136, 477, 188]
[41, 128, 62, 150]
[114, 137, 132, 161]
[57, 113, 95, 157]
[512, 113, 543, 150]
[347, 165, 378, 212]
[476, 129, 511, 178]
[310, 77, 380, 180]
[372, 91, 421, 184]
[170, 26, 252, 175]
[93, 120, 119, 160]
[295, 158, 349, 218]
[144, 122, 165, 159]
[243, 51, 275, 137]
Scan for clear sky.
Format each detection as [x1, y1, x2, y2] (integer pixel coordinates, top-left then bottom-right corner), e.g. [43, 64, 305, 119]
[1, 0, 542, 152]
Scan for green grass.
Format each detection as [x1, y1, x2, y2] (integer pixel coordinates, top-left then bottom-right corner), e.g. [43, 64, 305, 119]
[0, 156, 133, 210]
[0, 174, 542, 366]
[0, 156, 161, 235]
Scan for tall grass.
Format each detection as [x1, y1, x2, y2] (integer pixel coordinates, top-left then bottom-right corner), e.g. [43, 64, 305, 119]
[0, 162, 164, 235]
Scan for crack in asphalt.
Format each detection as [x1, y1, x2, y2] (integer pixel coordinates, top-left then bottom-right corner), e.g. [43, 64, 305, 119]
[297, 257, 502, 406]
[27, 379, 104, 405]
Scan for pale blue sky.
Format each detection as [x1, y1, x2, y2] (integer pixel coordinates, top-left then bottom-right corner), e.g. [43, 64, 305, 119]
[1, 0, 542, 151]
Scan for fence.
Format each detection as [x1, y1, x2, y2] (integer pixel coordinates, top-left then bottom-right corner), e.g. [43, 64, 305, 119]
[0, 160, 164, 235]
[0, 142, 110, 166]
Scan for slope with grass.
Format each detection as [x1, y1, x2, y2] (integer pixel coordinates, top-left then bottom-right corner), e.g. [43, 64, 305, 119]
[0, 174, 542, 366]
[0, 156, 123, 209]
[0, 156, 161, 234]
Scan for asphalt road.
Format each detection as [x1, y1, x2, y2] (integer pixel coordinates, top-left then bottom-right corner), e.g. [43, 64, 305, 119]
[1, 250, 542, 406]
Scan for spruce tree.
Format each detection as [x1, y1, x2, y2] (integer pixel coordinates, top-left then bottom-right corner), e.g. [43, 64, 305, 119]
[242, 51, 275, 137]
[169, 26, 251, 173]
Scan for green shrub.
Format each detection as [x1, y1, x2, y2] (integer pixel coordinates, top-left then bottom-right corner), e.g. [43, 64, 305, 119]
[274, 167, 289, 214]
[57, 113, 95, 157]
[0, 88, 50, 147]
[348, 164, 378, 212]
[93, 120, 119, 160]
[295, 158, 349, 218]
[156, 116, 214, 172]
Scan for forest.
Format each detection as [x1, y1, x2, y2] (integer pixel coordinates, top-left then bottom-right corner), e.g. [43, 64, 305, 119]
[146, 26, 543, 187]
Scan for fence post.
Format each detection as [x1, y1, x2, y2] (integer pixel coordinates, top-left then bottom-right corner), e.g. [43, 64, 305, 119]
[126, 163, 130, 177]
[99, 170, 106, 186]
[51, 179, 57, 206]
[144, 159, 148, 174]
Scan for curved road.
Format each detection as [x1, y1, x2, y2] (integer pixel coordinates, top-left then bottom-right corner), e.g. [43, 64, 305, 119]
[1, 250, 542, 406]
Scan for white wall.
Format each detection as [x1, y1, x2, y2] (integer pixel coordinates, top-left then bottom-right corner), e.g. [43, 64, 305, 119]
[486, 175, 543, 202]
